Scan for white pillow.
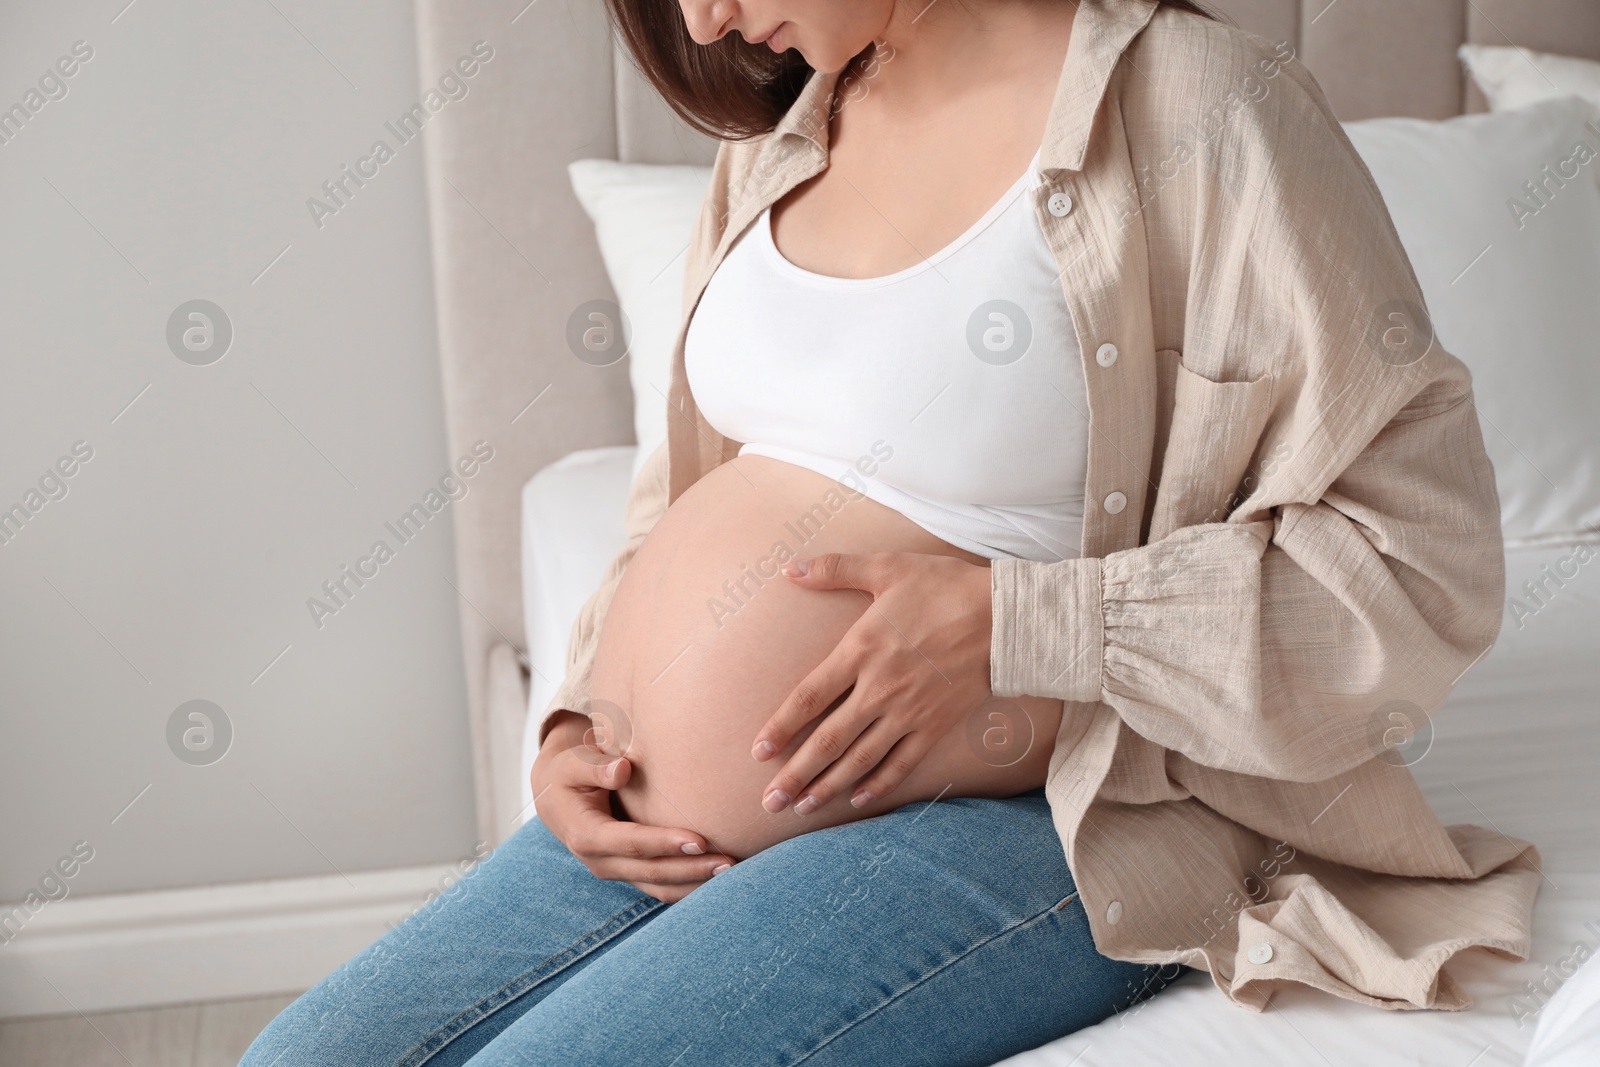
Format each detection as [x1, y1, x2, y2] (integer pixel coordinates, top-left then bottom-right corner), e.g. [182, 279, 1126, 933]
[1343, 95, 1600, 547]
[567, 159, 713, 483]
[1460, 43, 1600, 112]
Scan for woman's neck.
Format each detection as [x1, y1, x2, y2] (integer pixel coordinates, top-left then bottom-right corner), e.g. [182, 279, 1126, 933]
[857, 0, 1076, 113]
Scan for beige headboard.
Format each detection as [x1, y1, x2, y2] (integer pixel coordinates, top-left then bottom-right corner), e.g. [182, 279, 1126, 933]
[412, 0, 1600, 844]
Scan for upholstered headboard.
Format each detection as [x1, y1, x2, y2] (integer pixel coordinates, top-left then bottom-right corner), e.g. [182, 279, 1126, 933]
[411, 0, 1600, 843]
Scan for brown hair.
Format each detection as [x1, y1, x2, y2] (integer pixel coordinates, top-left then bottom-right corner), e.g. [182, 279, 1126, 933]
[603, 0, 1226, 141]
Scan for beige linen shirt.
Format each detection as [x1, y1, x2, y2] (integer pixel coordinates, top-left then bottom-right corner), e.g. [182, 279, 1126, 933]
[544, 0, 1541, 1012]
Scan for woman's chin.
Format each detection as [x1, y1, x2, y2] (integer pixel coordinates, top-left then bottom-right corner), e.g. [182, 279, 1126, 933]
[805, 41, 868, 76]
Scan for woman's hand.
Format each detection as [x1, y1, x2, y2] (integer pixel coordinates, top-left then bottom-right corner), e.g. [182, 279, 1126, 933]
[750, 552, 994, 815]
[532, 711, 736, 903]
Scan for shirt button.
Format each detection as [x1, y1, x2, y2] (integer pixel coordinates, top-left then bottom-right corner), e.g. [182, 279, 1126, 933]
[1103, 491, 1127, 515]
[1047, 192, 1073, 217]
[1247, 943, 1274, 965]
[1095, 342, 1119, 368]
[1106, 900, 1123, 925]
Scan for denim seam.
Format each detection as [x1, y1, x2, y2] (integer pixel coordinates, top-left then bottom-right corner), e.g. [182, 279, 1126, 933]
[790, 894, 1080, 1065]
[396, 895, 666, 1067]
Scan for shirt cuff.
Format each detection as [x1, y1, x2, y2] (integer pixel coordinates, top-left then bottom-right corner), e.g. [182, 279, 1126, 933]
[990, 556, 1105, 703]
[537, 664, 594, 749]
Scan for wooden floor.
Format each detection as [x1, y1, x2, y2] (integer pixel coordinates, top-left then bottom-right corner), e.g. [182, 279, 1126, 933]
[0, 993, 301, 1067]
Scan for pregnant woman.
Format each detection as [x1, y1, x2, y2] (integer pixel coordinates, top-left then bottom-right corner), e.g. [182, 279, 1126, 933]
[247, 0, 1541, 1063]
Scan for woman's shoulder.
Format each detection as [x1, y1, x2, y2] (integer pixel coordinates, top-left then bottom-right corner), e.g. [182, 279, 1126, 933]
[1113, 6, 1364, 196]
[1133, 6, 1302, 84]
[1122, 6, 1327, 132]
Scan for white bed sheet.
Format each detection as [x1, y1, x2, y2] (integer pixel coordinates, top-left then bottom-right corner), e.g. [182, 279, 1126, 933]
[520, 445, 1600, 1066]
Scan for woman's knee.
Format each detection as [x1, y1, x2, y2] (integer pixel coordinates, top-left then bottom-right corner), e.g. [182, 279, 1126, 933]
[239, 979, 369, 1067]
[241, 817, 656, 1066]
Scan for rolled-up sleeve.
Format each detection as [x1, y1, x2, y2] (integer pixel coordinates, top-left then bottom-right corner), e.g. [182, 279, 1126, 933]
[993, 390, 1503, 782]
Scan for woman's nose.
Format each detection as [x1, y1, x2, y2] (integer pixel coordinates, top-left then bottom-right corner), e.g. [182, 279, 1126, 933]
[679, 0, 734, 46]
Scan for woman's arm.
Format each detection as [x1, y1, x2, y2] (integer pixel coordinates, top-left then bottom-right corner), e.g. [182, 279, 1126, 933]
[749, 385, 1502, 803]
[991, 44, 1506, 783]
[991, 387, 1504, 783]
[534, 436, 671, 748]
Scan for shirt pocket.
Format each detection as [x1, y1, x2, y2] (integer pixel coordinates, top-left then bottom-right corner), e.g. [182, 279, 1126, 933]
[1148, 352, 1276, 543]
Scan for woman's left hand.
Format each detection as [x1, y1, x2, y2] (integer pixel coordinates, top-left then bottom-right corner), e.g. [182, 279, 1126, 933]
[750, 551, 994, 815]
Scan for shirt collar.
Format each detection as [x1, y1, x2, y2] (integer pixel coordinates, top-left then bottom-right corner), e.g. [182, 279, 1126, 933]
[768, 63, 834, 147]
[767, 0, 1161, 174]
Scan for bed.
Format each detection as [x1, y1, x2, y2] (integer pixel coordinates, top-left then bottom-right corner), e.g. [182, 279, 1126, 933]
[518, 455, 1600, 1065]
[407, 0, 1600, 1061]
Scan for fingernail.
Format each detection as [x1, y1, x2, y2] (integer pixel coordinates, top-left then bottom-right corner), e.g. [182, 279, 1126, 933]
[711, 863, 732, 876]
[680, 842, 704, 855]
[783, 559, 809, 577]
[851, 789, 874, 808]
[794, 795, 820, 816]
[605, 758, 622, 779]
[763, 788, 790, 813]
[752, 740, 776, 760]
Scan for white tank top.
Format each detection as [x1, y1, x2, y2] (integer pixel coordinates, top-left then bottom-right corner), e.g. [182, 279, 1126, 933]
[684, 145, 1088, 563]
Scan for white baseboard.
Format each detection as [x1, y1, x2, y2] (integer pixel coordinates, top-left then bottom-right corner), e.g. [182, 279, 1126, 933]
[0, 863, 463, 1020]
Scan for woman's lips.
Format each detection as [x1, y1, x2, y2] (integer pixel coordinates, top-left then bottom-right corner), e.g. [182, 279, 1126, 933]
[766, 22, 786, 52]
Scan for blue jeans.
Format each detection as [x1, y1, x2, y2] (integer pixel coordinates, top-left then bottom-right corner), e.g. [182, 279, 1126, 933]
[243, 787, 1179, 1066]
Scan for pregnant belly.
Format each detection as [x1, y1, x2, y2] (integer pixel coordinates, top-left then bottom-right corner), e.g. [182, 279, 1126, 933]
[589, 454, 1071, 861]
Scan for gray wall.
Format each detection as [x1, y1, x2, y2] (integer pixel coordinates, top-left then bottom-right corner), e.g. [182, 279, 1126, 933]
[0, 0, 478, 899]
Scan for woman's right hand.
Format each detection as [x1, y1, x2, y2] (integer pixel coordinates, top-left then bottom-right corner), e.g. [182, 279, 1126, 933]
[531, 710, 735, 903]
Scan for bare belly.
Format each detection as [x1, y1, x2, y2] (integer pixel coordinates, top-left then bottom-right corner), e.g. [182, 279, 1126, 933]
[590, 454, 1068, 860]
